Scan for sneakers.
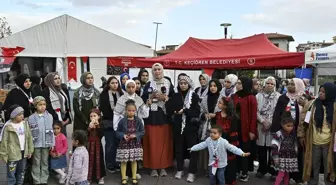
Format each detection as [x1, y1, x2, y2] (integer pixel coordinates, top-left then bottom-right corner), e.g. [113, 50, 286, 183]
[98, 177, 104, 185]
[59, 175, 67, 184]
[136, 173, 141, 180]
[240, 174, 249, 182]
[151, 170, 159, 177]
[186, 173, 196, 183]
[175, 171, 184, 179]
[160, 169, 167, 177]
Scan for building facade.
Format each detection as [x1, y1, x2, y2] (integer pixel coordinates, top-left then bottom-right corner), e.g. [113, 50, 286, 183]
[296, 41, 334, 52]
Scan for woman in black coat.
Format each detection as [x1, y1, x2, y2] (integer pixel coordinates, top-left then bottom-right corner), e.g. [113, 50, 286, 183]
[166, 75, 200, 182]
[2, 73, 34, 120]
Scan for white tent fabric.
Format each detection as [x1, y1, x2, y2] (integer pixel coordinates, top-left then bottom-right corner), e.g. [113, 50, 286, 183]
[305, 44, 336, 64]
[0, 14, 154, 58]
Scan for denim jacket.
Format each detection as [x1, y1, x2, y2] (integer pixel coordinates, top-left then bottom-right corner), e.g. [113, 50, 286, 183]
[28, 112, 55, 148]
[116, 116, 145, 140]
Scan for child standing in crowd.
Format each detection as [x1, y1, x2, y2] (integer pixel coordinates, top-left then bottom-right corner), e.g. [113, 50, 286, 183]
[0, 105, 34, 185]
[66, 130, 89, 185]
[116, 99, 145, 185]
[272, 112, 298, 185]
[87, 109, 106, 185]
[28, 96, 55, 185]
[216, 97, 240, 185]
[50, 120, 68, 184]
[190, 125, 250, 185]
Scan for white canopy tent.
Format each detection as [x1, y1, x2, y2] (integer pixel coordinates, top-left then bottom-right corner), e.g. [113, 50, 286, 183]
[305, 44, 336, 94]
[0, 14, 154, 57]
[0, 14, 154, 88]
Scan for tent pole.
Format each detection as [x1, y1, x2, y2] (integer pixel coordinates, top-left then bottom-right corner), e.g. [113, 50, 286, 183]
[314, 64, 318, 95]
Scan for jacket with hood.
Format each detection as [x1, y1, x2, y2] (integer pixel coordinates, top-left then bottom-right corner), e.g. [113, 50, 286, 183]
[0, 120, 34, 162]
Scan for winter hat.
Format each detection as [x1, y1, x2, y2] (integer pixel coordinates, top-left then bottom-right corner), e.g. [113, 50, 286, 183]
[33, 96, 46, 106]
[7, 104, 24, 119]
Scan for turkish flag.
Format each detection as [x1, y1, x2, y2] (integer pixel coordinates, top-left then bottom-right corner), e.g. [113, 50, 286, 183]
[67, 57, 77, 82]
[1, 46, 25, 56]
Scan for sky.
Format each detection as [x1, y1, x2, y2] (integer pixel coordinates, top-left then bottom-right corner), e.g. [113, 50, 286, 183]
[0, 0, 335, 52]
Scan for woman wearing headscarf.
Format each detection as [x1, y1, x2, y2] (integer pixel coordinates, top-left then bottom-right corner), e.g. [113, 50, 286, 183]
[141, 63, 174, 177]
[42, 72, 72, 135]
[252, 78, 261, 96]
[138, 68, 149, 90]
[113, 79, 149, 131]
[250, 78, 261, 171]
[132, 77, 142, 96]
[255, 76, 280, 179]
[298, 82, 336, 184]
[271, 78, 305, 184]
[99, 76, 123, 173]
[2, 74, 34, 121]
[220, 74, 238, 98]
[232, 76, 257, 182]
[120, 72, 130, 93]
[195, 74, 210, 103]
[198, 79, 222, 176]
[73, 72, 100, 131]
[166, 75, 200, 182]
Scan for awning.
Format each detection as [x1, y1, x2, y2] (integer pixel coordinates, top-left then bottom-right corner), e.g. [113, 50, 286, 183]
[137, 34, 304, 69]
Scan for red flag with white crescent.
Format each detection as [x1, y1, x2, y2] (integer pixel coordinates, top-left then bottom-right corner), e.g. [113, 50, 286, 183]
[67, 57, 77, 82]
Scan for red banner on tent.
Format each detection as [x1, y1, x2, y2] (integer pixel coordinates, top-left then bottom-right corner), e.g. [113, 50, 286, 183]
[107, 57, 144, 67]
[67, 57, 77, 82]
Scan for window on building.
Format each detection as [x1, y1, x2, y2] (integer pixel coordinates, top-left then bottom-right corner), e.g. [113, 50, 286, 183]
[274, 43, 279, 47]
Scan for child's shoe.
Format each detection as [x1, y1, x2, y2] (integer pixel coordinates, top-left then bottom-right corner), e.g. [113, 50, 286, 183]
[175, 171, 184, 179]
[136, 173, 141, 179]
[98, 177, 104, 184]
[186, 173, 195, 182]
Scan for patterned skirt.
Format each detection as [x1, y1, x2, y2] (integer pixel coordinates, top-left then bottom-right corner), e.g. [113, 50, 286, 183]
[278, 157, 299, 172]
[116, 139, 143, 162]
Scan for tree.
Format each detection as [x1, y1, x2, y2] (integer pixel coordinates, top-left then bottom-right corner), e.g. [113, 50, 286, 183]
[0, 17, 12, 39]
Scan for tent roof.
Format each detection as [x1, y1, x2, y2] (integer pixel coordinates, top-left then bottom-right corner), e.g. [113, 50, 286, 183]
[137, 34, 304, 69]
[0, 14, 154, 58]
[305, 44, 336, 64]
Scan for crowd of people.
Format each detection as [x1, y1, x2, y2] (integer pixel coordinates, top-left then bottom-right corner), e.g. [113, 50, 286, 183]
[0, 62, 335, 185]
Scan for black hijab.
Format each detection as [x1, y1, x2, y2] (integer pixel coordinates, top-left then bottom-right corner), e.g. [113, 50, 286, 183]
[14, 73, 31, 94]
[314, 82, 336, 130]
[137, 68, 149, 86]
[236, 76, 253, 98]
[207, 79, 222, 113]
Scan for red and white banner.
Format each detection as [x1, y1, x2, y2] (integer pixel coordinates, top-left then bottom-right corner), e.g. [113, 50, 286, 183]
[67, 57, 77, 82]
[0, 46, 25, 73]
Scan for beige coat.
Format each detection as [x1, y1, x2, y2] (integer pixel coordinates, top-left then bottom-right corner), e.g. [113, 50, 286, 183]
[297, 100, 336, 182]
